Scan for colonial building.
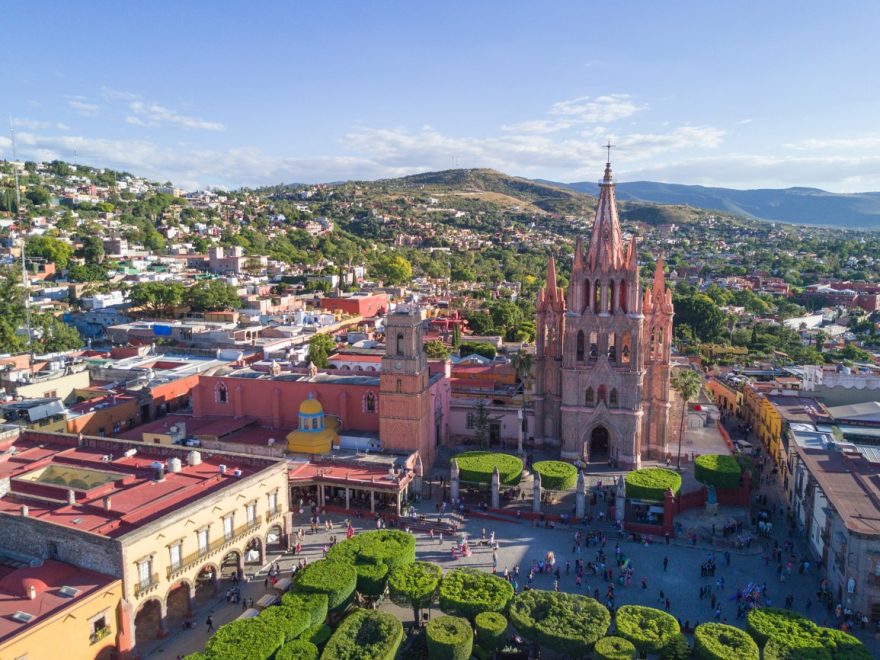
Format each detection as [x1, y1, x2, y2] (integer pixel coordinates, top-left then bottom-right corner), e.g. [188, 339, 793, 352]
[534, 160, 673, 468]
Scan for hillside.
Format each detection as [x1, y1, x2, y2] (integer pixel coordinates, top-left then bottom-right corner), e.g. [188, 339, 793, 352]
[555, 180, 880, 230]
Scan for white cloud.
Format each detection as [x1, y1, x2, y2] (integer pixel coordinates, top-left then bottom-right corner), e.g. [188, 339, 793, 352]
[100, 86, 141, 101]
[66, 97, 99, 116]
[784, 136, 880, 151]
[501, 94, 644, 134]
[127, 100, 224, 131]
[735, 118, 753, 125]
[11, 118, 69, 130]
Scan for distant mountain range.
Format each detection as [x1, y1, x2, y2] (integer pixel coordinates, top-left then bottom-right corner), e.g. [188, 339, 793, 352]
[548, 180, 880, 230]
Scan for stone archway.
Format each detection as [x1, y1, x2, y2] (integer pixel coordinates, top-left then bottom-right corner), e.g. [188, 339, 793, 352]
[586, 425, 610, 462]
[244, 536, 263, 566]
[220, 550, 242, 581]
[194, 565, 218, 606]
[265, 525, 284, 553]
[134, 598, 163, 650]
[165, 581, 193, 630]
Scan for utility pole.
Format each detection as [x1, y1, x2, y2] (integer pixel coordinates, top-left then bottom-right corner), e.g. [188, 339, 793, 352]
[9, 120, 33, 363]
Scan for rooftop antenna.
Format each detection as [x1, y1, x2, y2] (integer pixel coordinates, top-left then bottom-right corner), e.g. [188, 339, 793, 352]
[8, 119, 33, 363]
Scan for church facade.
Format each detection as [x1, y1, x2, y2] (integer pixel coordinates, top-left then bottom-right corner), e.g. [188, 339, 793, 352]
[533, 161, 674, 469]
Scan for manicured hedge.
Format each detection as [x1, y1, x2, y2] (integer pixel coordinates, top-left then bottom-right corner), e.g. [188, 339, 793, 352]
[353, 561, 390, 596]
[763, 637, 832, 660]
[298, 623, 331, 648]
[593, 635, 636, 660]
[326, 529, 417, 571]
[624, 468, 681, 502]
[455, 451, 523, 486]
[474, 611, 507, 651]
[508, 589, 610, 655]
[614, 605, 680, 654]
[694, 454, 742, 489]
[439, 568, 514, 620]
[662, 634, 692, 660]
[291, 559, 357, 611]
[281, 592, 329, 627]
[203, 618, 284, 660]
[747, 609, 870, 660]
[388, 561, 443, 621]
[426, 615, 474, 660]
[694, 623, 759, 660]
[321, 609, 404, 660]
[746, 608, 818, 646]
[532, 461, 578, 490]
[274, 639, 319, 660]
[257, 605, 311, 642]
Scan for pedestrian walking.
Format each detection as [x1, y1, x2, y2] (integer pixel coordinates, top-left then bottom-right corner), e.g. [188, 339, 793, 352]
[206, 615, 214, 632]
[663, 556, 668, 571]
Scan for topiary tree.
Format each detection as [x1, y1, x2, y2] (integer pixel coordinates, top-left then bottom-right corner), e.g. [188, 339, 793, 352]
[748, 609, 871, 660]
[624, 468, 682, 502]
[388, 561, 443, 622]
[694, 623, 759, 660]
[614, 605, 680, 655]
[426, 615, 474, 660]
[455, 451, 523, 486]
[326, 529, 416, 596]
[274, 639, 319, 660]
[508, 589, 610, 656]
[298, 623, 331, 648]
[257, 605, 311, 642]
[763, 637, 833, 660]
[661, 633, 692, 660]
[532, 461, 578, 490]
[694, 454, 742, 490]
[281, 592, 329, 627]
[291, 559, 357, 611]
[594, 635, 636, 660]
[203, 618, 285, 660]
[322, 609, 404, 660]
[474, 611, 507, 652]
[745, 607, 818, 646]
[439, 568, 514, 621]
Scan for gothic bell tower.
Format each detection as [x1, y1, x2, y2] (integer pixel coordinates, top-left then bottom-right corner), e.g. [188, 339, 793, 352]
[379, 304, 435, 466]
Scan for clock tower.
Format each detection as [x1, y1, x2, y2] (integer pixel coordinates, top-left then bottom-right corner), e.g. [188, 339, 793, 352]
[379, 304, 435, 467]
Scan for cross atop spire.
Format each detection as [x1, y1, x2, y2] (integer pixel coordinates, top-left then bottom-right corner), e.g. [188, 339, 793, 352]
[605, 140, 614, 164]
[603, 140, 614, 183]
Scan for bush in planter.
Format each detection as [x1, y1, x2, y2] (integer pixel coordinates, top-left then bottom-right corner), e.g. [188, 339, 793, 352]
[426, 615, 474, 660]
[593, 635, 636, 660]
[203, 618, 284, 659]
[694, 454, 742, 490]
[474, 611, 507, 651]
[745, 607, 817, 646]
[388, 561, 443, 622]
[281, 592, 329, 627]
[274, 639, 319, 660]
[291, 559, 357, 611]
[298, 623, 331, 648]
[694, 622, 759, 660]
[624, 468, 681, 502]
[322, 609, 404, 660]
[439, 568, 514, 620]
[614, 605, 680, 654]
[257, 604, 311, 642]
[455, 451, 523, 486]
[532, 461, 578, 491]
[508, 589, 610, 655]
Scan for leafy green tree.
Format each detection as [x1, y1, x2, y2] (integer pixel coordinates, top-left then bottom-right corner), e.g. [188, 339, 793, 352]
[424, 339, 450, 360]
[67, 263, 108, 283]
[371, 254, 413, 285]
[451, 323, 461, 349]
[460, 342, 496, 359]
[185, 280, 240, 312]
[472, 400, 501, 448]
[26, 236, 73, 269]
[464, 311, 493, 336]
[81, 235, 105, 264]
[0, 266, 26, 354]
[33, 314, 82, 352]
[673, 292, 725, 343]
[671, 369, 702, 468]
[489, 301, 523, 333]
[25, 187, 51, 206]
[387, 561, 442, 623]
[129, 281, 185, 317]
[307, 333, 336, 368]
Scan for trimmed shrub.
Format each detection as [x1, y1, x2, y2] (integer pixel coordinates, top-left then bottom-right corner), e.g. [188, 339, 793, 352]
[661, 633, 692, 659]
[508, 589, 610, 655]
[274, 639, 319, 660]
[326, 529, 417, 571]
[291, 559, 357, 611]
[281, 592, 329, 627]
[426, 615, 474, 660]
[439, 568, 514, 620]
[594, 635, 636, 660]
[321, 609, 404, 660]
[353, 561, 389, 596]
[203, 618, 284, 660]
[388, 561, 442, 621]
[474, 611, 507, 651]
[614, 605, 680, 654]
[532, 460, 578, 490]
[257, 604, 311, 642]
[298, 623, 331, 648]
[624, 468, 682, 502]
[694, 454, 742, 489]
[745, 608, 816, 646]
[455, 451, 523, 486]
[763, 637, 833, 660]
[694, 623, 759, 660]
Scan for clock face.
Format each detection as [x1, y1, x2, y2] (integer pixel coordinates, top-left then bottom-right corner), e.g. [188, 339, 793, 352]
[395, 361, 403, 370]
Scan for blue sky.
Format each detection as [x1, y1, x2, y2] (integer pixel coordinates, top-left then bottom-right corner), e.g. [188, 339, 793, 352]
[2, 1, 879, 191]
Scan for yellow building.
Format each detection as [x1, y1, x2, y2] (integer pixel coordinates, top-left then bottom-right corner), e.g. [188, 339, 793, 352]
[706, 377, 742, 416]
[286, 398, 339, 454]
[0, 560, 123, 660]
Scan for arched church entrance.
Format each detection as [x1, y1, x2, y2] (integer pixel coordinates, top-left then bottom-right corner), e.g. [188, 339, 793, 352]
[587, 426, 610, 462]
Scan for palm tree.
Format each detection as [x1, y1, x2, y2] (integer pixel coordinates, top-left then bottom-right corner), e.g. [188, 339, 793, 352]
[509, 349, 533, 455]
[671, 369, 703, 469]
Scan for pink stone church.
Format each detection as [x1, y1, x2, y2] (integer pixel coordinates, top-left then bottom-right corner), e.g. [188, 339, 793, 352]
[534, 160, 674, 469]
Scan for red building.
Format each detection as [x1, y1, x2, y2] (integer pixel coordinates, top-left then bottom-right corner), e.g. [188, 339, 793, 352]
[319, 293, 388, 317]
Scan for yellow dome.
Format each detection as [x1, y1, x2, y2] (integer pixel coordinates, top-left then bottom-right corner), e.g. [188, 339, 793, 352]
[299, 398, 324, 415]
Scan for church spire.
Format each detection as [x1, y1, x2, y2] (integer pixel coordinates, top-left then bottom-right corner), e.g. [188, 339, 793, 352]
[652, 253, 666, 298]
[573, 235, 584, 271]
[588, 143, 624, 271]
[546, 254, 558, 294]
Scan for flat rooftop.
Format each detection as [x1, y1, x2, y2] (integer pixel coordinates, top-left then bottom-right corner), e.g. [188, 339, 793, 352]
[0, 558, 118, 645]
[0, 432, 279, 538]
[117, 414, 282, 448]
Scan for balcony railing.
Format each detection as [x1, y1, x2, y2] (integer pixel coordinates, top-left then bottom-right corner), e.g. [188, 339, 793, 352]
[167, 519, 261, 580]
[265, 508, 283, 524]
[134, 573, 160, 597]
